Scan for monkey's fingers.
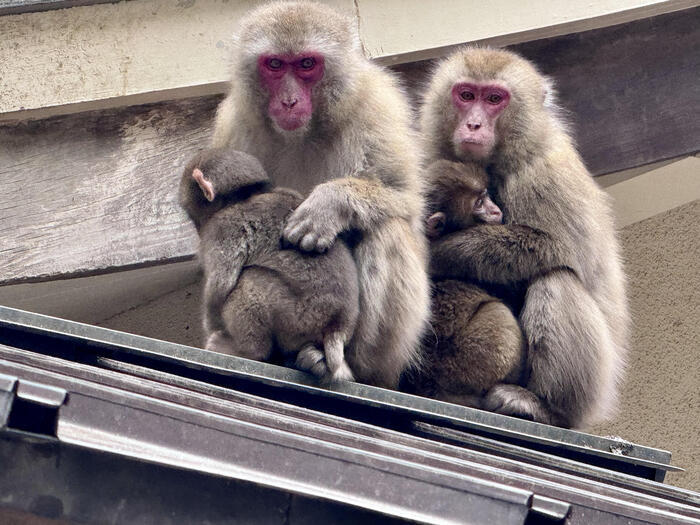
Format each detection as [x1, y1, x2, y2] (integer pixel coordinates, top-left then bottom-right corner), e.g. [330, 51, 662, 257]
[299, 231, 335, 253]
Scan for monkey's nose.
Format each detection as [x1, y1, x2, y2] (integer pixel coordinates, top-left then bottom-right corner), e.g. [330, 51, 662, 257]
[467, 122, 481, 131]
[282, 99, 298, 109]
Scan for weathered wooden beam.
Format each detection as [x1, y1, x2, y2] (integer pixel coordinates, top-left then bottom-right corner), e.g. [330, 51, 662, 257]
[0, 0, 121, 16]
[0, 97, 219, 285]
[0, 8, 698, 286]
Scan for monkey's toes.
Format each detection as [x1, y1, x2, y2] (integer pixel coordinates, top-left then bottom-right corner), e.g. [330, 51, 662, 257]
[296, 346, 329, 377]
[283, 218, 312, 246]
[483, 384, 551, 424]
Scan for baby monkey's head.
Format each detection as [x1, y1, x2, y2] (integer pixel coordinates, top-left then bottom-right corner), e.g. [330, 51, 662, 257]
[424, 160, 503, 238]
[179, 148, 272, 229]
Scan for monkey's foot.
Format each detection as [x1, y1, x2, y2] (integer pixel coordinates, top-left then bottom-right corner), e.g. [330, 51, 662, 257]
[330, 360, 355, 383]
[295, 345, 330, 378]
[205, 330, 237, 355]
[483, 384, 553, 425]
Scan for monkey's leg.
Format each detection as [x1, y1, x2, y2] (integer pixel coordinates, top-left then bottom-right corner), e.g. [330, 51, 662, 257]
[205, 330, 239, 355]
[217, 285, 275, 362]
[324, 332, 355, 382]
[430, 282, 525, 405]
[347, 218, 430, 388]
[450, 300, 524, 390]
[489, 270, 614, 428]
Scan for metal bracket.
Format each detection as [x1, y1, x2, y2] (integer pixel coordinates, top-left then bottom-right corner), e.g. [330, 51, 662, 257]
[3, 377, 67, 438]
[528, 495, 571, 523]
[0, 372, 17, 428]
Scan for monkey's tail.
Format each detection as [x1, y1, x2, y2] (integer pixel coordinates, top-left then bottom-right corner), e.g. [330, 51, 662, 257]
[324, 332, 355, 383]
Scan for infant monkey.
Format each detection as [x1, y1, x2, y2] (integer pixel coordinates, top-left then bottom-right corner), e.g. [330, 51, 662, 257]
[179, 148, 358, 383]
[404, 160, 524, 407]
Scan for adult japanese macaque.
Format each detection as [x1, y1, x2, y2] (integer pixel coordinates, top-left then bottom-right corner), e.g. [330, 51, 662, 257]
[420, 47, 629, 428]
[404, 160, 525, 407]
[179, 148, 357, 383]
[211, 1, 430, 388]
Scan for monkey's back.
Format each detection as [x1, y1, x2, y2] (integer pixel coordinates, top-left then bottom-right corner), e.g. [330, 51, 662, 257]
[207, 190, 359, 352]
[405, 280, 524, 404]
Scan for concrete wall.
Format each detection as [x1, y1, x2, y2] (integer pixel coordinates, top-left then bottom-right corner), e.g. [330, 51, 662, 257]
[1, 0, 692, 120]
[590, 198, 700, 491]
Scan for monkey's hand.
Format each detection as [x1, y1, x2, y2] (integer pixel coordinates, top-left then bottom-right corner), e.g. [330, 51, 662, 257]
[283, 185, 347, 252]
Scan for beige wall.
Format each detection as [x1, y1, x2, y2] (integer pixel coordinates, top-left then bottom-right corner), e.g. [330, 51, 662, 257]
[591, 199, 700, 491]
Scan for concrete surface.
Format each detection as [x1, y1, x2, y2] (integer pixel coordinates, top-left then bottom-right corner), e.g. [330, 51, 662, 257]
[1, 0, 694, 120]
[590, 198, 700, 491]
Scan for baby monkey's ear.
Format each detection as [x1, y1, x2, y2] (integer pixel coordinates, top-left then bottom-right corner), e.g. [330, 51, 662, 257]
[426, 212, 447, 239]
[192, 168, 216, 202]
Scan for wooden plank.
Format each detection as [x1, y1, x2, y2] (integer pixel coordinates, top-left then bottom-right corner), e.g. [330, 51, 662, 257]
[0, 0, 121, 16]
[512, 6, 700, 176]
[395, 6, 700, 176]
[0, 96, 221, 285]
[1, 9, 698, 285]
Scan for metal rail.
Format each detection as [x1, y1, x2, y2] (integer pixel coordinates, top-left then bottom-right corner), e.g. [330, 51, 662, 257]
[0, 305, 698, 524]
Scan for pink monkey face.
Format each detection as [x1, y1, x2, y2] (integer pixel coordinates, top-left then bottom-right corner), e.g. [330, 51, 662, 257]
[451, 82, 510, 160]
[257, 53, 325, 132]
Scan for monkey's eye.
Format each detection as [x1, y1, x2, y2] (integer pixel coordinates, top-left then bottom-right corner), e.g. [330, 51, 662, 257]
[299, 57, 316, 69]
[486, 93, 503, 104]
[267, 58, 283, 70]
[474, 198, 483, 209]
[460, 91, 475, 101]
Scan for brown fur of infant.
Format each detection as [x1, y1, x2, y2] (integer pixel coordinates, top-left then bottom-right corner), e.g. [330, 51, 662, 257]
[179, 147, 358, 383]
[403, 160, 525, 407]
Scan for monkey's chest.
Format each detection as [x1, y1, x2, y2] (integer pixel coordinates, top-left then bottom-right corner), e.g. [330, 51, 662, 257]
[262, 142, 365, 195]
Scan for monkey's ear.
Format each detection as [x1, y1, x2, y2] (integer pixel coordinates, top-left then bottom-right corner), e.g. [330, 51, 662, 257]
[426, 212, 447, 238]
[192, 168, 216, 202]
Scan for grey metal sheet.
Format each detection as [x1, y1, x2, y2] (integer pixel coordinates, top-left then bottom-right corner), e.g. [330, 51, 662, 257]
[1, 353, 699, 524]
[0, 305, 677, 477]
[0, 368, 533, 524]
[1, 346, 697, 512]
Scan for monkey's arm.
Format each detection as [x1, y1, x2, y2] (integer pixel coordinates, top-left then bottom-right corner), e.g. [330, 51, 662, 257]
[283, 176, 417, 252]
[430, 224, 578, 284]
[199, 223, 249, 333]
